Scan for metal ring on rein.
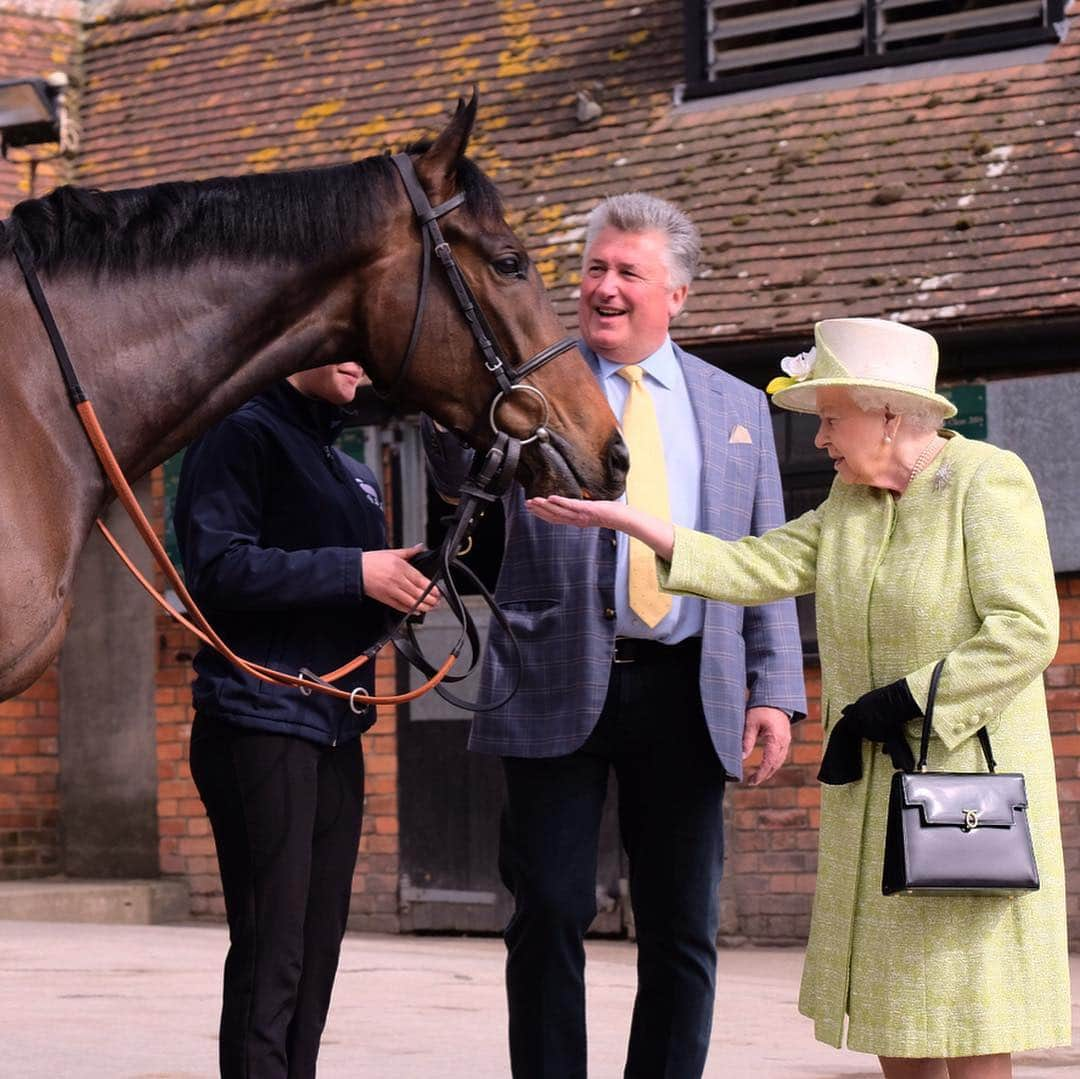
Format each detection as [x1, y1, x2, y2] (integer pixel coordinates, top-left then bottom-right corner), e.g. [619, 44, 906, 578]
[301, 670, 368, 715]
[488, 384, 550, 445]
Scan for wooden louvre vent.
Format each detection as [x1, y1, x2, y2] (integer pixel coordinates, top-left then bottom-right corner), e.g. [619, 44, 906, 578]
[702, 0, 1055, 89]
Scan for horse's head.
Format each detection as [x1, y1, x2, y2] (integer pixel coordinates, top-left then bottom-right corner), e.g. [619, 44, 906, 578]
[358, 96, 627, 500]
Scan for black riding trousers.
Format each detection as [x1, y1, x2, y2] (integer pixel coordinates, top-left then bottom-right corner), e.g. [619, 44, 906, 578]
[190, 712, 365, 1079]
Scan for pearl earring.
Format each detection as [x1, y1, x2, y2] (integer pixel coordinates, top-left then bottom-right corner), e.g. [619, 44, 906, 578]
[884, 434, 893, 444]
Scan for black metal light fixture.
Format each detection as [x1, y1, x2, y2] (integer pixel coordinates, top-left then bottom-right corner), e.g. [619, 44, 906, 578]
[0, 75, 64, 156]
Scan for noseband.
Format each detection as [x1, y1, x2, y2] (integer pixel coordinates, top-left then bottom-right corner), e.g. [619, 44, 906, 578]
[384, 152, 576, 446]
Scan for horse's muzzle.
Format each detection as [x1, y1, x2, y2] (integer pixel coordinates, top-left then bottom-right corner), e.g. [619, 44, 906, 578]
[520, 427, 627, 500]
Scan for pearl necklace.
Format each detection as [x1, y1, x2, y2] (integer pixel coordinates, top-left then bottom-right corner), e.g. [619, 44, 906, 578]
[908, 436, 943, 486]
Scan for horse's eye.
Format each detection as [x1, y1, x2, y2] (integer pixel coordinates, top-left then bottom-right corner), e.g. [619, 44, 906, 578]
[493, 255, 525, 279]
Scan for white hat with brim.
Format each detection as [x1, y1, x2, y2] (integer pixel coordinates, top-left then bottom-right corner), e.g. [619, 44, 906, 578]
[767, 318, 957, 420]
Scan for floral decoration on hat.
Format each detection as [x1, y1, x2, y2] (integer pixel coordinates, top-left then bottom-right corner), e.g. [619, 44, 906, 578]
[766, 347, 816, 396]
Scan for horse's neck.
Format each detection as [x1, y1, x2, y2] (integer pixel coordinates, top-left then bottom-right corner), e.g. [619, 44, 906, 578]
[63, 258, 362, 478]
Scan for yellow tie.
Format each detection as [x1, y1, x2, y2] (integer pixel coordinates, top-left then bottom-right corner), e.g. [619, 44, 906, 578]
[617, 365, 672, 628]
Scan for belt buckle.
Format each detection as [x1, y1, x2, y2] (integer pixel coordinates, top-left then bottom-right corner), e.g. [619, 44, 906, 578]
[612, 639, 634, 665]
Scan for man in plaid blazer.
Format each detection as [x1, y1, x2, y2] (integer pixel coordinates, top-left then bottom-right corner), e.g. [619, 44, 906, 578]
[424, 193, 805, 1079]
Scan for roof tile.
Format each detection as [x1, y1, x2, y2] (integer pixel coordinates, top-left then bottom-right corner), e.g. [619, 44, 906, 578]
[4, 0, 1078, 348]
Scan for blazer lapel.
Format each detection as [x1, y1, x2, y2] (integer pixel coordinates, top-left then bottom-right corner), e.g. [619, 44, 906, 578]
[675, 344, 724, 529]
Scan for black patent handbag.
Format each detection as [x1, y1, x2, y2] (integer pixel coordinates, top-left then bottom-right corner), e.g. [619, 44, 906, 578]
[882, 658, 1040, 897]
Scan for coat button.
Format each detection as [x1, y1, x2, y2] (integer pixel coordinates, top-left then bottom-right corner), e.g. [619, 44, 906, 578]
[603, 607, 616, 620]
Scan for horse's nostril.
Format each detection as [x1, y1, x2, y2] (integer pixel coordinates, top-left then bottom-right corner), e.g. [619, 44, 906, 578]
[609, 433, 630, 477]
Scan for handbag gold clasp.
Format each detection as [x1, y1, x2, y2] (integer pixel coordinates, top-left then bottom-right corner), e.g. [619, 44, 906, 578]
[962, 809, 980, 832]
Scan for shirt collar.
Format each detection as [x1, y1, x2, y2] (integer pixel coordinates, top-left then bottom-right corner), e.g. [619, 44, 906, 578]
[597, 336, 677, 390]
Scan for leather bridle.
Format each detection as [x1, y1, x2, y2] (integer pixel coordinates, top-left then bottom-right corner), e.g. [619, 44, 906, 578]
[385, 152, 577, 446]
[6, 150, 578, 711]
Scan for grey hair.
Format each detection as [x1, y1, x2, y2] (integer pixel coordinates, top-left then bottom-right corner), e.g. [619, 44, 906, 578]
[847, 386, 947, 433]
[583, 193, 701, 288]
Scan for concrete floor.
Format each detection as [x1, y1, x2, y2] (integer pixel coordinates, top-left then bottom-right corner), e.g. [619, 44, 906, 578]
[0, 921, 1076, 1077]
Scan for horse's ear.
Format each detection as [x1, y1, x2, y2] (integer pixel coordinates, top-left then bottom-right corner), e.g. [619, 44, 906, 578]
[415, 92, 478, 201]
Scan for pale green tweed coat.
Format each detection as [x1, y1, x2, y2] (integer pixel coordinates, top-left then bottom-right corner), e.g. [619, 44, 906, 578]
[661, 433, 1071, 1057]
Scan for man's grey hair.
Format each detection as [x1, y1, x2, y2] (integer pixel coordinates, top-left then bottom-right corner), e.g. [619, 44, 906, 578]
[583, 193, 701, 289]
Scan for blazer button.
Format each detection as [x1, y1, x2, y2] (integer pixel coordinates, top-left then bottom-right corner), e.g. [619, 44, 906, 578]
[603, 607, 616, 620]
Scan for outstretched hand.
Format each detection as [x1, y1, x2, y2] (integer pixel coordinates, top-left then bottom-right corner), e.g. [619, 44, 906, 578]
[525, 496, 627, 530]
[362, 544, 441, 614]
[526, 497, 676, 561]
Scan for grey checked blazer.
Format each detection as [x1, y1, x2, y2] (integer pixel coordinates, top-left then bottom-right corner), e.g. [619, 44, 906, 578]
[423, 342, 806, 777]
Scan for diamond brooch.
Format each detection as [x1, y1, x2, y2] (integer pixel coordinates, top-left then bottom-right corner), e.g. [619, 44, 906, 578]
[931, 463, 953, 492]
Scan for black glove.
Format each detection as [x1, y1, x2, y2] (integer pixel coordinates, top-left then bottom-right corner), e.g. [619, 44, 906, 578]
[817, 679, 921, 786]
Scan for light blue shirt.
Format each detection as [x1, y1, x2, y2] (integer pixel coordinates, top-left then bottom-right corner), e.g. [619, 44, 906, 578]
[597, 337, 705, 643]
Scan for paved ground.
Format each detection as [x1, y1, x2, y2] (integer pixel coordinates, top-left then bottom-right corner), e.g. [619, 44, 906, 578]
[0, 921, 1076, 1077]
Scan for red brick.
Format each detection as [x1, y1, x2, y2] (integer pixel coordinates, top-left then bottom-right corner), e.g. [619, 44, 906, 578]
[1049, 730, 1080, 756]
[359, 835, 398, 855]
[1053, 643, 1080, 666]
[1048, 688, 1080, 710]
[15, 718, 59, 737]
[0, 700, 39, 718]
[791, 743, 821, 765]
[16, 758, 59, 776]
[769, 874, 798, 893]
[757, 809, 809, 829]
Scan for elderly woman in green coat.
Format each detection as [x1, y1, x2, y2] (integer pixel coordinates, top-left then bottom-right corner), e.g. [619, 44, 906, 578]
[527, 317, 1071, 1079]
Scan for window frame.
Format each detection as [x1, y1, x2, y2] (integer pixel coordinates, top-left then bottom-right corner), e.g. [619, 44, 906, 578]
[682, 0, 1066, 99]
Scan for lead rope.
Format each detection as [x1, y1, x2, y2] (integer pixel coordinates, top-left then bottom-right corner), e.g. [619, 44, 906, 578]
[80, 394, 458, 708]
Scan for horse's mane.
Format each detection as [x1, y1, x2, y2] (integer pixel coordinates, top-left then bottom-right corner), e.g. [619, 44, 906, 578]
[1, 148, 504, 277]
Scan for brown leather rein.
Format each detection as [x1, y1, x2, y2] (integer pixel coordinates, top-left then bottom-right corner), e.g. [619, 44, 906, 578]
[85, 399, 451, 709]
[9, 153, 573, 711]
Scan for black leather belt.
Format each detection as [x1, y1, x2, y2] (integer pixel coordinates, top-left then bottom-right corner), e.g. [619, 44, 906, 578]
[612, 636, 702, 665]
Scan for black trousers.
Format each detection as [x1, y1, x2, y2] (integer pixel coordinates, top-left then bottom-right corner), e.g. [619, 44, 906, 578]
[190, 712, 365, 1079]
[499, 646, 727, 1079]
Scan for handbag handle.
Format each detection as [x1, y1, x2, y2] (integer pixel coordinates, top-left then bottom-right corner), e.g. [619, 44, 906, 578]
[916, 657, 997, 773]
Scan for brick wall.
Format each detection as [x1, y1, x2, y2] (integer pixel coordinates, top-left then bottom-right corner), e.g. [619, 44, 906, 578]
[0, 666, 60, 878]
[348, 653, 401, 932]
[725, 573, 1080, 948]
[723, 666, 822, 946]
[1049, 576, 1080, 943]
[0, 0, 79, 884]
[153, 456, 217, 913]
[352, 437, 404, 931]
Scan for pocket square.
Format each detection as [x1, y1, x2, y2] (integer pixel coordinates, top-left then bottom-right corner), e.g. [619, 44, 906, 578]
[729, 424, 752, 445]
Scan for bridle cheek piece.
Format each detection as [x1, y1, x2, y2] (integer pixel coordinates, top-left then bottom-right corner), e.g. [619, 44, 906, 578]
[385, 152, 574, 447]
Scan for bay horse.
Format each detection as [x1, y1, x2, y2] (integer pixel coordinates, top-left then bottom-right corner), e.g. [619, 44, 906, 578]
[0, 96, 627, 702]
